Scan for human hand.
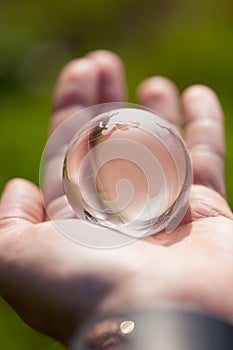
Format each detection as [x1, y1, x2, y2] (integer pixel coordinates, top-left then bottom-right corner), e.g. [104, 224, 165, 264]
[0, 50, 232, 346]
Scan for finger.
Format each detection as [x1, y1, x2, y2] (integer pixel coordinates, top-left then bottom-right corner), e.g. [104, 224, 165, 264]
[87, 50, 127, 103]
[181, 85, 225, 196]
[45, 196, 75, 221]
[49, 51, 126, 151]
[137, 76, 180, 127]
[51, 57, 99, 133]
[51, 51, 127, 133]
[41, 148, 77, 217]
[45, 51, 127, 217]
[184, 185, 233, 224]
[0, 179, 44, 232]
[53, 57, 99, 112]
[45, 57, 100, 207]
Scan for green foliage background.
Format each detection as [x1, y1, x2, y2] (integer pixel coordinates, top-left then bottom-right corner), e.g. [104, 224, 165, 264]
[0, 0, 232, 349]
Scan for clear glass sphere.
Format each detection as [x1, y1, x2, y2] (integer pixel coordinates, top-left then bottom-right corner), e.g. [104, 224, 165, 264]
[62, 105, 192, 237]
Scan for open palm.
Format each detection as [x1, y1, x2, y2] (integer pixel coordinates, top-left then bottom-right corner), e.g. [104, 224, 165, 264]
[0, 51, 232, 346]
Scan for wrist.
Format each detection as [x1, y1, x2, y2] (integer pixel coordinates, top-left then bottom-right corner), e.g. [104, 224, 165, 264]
[68, 306, 233, 349]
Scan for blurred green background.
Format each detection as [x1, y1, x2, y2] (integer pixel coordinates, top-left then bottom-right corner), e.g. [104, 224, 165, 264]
[0, 0, 232, 348]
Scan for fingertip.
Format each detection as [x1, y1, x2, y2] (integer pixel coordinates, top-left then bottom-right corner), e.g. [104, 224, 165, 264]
[53, 57, 99, 111]
[138, 76, 178, 98]
[137, 76, 180, 126]
[182, 84, 217, 100]
[0, 178, 44, 227]
[181, 84, 226, 196]
[1, 178, 40, 197]
[181, 84, 224, 124]
[87, 49, 124, 70]
[87, 50, 127, 102]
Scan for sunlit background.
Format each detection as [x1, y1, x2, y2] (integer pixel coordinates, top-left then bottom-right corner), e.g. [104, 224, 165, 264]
[0, 0, 233, 348]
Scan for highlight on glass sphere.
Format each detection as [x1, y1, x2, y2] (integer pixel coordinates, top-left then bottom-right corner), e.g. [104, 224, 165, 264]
[62, 105, 192, 238]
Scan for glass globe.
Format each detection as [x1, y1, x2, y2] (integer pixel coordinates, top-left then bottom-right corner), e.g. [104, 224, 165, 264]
[62, 104, 192, 238]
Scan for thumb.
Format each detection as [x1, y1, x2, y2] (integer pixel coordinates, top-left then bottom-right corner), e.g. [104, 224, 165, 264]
[0, 178, 44, 233]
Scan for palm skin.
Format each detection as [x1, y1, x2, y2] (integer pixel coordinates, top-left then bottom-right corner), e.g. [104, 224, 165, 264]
[0, 50, 232, 346]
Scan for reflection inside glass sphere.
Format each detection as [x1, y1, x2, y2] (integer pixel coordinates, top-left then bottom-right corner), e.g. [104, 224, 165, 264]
[62, 106, 192, 237]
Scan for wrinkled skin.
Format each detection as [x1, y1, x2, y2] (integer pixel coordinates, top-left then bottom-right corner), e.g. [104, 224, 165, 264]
[0, 50, 232, 345]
